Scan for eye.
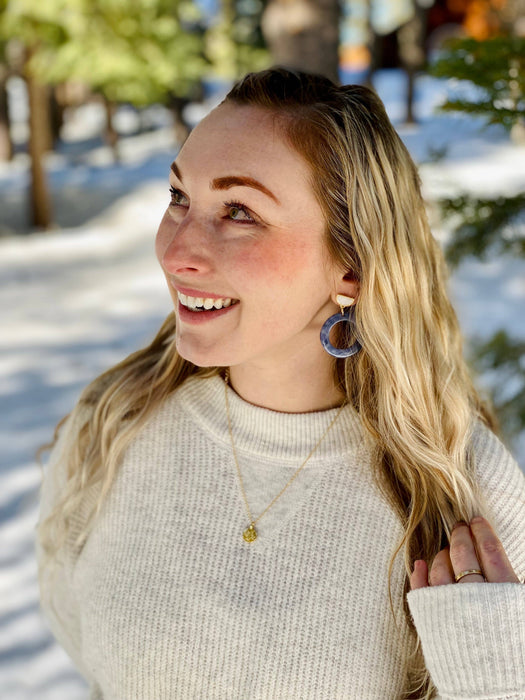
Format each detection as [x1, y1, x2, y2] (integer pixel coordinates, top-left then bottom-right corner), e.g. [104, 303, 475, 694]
[169, 186, 188, 207]
[225, 202, 255, 223]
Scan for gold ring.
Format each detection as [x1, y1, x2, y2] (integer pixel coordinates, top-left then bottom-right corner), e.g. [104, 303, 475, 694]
[455, 569, 483, 582]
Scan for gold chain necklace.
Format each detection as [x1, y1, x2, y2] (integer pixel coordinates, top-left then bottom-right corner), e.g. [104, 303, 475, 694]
[224, 371, 347, 543]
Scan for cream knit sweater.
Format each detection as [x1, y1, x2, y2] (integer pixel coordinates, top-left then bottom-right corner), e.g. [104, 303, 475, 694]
[37, 375, 525, 699]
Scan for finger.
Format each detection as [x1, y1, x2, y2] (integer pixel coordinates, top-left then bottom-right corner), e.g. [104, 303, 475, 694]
[410, 559, 429, 590]
[469, 516, 520, 583]
[449, 521, 485, 583]
[428, 547, 455, 586]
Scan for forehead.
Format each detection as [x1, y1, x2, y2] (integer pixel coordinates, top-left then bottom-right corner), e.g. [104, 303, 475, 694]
[175, 103, 312, 189]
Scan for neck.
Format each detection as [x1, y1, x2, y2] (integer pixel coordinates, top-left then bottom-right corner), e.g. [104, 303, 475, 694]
[227, 350, 345, 413]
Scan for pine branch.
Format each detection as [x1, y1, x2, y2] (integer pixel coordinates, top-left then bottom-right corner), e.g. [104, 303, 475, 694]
[441, 193, 525, 266]
[469, 331, 525, 439]
[430, 36, 525, 132]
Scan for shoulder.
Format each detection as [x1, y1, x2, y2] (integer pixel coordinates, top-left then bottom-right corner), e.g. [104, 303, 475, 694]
[470, 420, 525, 580]
[40, 399, 95, 516]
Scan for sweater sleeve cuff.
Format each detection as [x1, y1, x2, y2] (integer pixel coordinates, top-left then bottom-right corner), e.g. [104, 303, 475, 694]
[407, 583, 525, 699]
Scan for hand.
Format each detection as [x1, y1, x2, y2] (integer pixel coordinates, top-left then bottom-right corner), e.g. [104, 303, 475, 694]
[410, 516, 521, 590]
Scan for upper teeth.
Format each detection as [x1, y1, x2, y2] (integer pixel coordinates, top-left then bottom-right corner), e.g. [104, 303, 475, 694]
[178, 292, 235, 310]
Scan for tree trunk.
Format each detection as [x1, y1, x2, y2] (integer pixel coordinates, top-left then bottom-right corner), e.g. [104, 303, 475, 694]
[397, 2, 428, 125]
[261, 0, 341, 84]
[103, 97, 119, 161]
[49, 86, 65, 144]
[0, 72, 13, 161]
[364, 0, 382, 91]
[169, 95, 191, 145]
[26, 71, 53, 229]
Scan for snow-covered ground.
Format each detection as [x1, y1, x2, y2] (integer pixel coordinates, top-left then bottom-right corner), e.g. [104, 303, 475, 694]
[1, 70, 524, 699]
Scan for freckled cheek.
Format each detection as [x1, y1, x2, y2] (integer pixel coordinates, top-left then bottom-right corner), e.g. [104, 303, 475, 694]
[234, 240, 301, 286]
[237, 241, 324, 297]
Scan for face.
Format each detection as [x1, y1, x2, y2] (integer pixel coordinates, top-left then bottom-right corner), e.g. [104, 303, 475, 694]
[155, 102, 341, 370]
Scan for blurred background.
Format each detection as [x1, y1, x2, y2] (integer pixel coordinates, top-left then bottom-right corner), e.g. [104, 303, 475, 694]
[1, 0, 524, 697]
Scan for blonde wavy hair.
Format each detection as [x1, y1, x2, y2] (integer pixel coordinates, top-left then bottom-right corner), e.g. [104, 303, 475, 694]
[38, 67, 496, 699]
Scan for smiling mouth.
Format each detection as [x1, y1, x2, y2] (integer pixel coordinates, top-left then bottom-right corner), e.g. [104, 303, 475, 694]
[177, 292, 240, 312]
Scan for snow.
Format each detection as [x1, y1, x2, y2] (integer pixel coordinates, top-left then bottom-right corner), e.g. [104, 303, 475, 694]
[1, 69, 524, 698]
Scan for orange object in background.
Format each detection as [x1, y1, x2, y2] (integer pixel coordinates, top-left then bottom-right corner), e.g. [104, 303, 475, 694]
[340, 45, 370, 72]
[447, 0, 511, 39]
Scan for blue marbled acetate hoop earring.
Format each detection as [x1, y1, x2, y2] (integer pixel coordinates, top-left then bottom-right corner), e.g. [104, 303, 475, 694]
[320, 299, 362, 359]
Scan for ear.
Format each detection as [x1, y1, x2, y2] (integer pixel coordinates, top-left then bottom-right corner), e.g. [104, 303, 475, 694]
[332, 272, 360, 307]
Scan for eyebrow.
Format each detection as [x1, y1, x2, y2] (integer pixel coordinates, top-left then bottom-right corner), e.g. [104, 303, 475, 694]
[170, 161, 280, 205]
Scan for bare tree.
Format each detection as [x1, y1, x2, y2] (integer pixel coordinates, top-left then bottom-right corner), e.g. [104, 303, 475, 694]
[26, 64, 53, 229]
[0, 64, 13, 161]
[261, 0, 341, 84]
[398, 2, 428, 124]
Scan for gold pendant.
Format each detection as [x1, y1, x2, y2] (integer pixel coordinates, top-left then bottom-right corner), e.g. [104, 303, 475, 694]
[243, 524, 257, 542]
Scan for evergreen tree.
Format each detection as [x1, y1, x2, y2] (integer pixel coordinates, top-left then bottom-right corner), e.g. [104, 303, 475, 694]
[431, 36, 525, 449]
[0, 0, 255, 226]
[0, 0, 61, 227]
[471, 331, 525, 440]
[22, 0, 208, 107]
[431, 36, 525, 133]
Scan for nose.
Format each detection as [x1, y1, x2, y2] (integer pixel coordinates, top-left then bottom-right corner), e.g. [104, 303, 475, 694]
[157, 210, 214, 276]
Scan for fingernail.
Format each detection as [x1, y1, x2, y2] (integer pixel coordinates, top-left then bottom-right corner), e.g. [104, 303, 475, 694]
[452, 520, 467, 531]
[470, 516, 485, 525]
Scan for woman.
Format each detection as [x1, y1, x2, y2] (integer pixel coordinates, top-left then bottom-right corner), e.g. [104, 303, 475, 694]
[37, 68, 525, 699]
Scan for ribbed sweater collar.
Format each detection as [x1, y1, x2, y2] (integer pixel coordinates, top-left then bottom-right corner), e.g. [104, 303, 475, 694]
[177, 374, 366, 465]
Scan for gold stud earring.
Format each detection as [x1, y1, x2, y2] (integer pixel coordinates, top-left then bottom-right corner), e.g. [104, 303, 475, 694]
[336, 294, 355, 314]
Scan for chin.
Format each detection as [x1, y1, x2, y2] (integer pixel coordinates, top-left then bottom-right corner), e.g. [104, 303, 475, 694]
[174, 337, 230, 368]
